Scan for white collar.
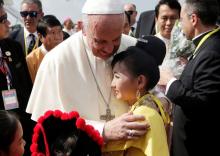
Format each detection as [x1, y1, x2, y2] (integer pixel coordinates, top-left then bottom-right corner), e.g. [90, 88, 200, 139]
[155, 33, 170, 44]
[39, 44, 48, 55]
[24, 27, 38, 38]
[192, 29, 214, 41]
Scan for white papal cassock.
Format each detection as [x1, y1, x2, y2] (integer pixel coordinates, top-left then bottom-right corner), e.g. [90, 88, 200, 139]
[26, 31, 137, 128]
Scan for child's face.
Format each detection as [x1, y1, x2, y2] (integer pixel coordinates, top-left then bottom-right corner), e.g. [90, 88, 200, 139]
[8, 122, 25, 156]
[111, 62, 139, 105]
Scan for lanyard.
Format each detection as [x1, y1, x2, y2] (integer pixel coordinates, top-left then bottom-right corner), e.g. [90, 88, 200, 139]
[0, 49, 12, 90]
[24, 32, 39, 56]
[193, 27, 220, 58]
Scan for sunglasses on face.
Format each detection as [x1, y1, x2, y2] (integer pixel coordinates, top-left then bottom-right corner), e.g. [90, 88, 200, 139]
[0, 14, 8, 24]
[20, 11, 38, 18]
[125, 10, 136, 15]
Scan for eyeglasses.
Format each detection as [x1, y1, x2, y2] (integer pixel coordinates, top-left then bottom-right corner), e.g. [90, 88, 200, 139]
[0, 14, 8, 24]
[125, 10, 136, 15]
[20, 11, 38, 18]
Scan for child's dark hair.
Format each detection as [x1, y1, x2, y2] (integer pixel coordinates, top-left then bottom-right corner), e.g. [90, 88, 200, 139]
[37, 15, 62, 37]
[112, 36, 166, 90]
[31, 110, 103, 156]
[0, 110, 19, 154]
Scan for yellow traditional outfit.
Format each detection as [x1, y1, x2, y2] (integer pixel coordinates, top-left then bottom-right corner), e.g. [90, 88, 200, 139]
[26, 45, 47, 82]
[102, 93, 170, 156]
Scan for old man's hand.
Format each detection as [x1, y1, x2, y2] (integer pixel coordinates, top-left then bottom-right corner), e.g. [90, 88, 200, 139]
[103, 112, 149, 142]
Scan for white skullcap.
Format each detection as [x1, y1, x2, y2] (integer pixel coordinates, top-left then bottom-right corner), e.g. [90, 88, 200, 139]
[82, 0, 124, 14]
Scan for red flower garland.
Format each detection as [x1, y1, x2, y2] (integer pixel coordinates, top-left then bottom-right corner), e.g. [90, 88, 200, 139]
[30, 110, 103, 156]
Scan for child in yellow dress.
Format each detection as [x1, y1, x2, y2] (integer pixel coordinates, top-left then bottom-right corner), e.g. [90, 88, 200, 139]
[102, 36, 170, 156]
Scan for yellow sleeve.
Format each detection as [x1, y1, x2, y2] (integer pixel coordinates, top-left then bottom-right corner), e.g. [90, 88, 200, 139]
[126, 106, 170, 156]
[26, 52, 37, 83]
[102, 106, 169, 156]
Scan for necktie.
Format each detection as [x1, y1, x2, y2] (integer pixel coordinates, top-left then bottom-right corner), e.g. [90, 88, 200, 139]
[28, 34, 36, 54]
[129, 27, 135, 37]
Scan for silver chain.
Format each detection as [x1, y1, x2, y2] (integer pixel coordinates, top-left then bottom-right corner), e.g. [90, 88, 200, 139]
[82, 36, 111, 109]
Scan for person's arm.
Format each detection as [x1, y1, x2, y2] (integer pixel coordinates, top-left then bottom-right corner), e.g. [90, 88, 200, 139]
[160, 49, 220, 108]
[86, 112, 149, 142]
[102, 112, 149, 142]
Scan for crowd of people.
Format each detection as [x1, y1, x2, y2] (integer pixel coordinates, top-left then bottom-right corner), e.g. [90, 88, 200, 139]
[1, 0, 220, 156]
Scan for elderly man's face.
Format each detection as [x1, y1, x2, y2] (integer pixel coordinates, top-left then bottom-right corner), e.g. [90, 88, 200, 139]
[156, 4, 179, 39]
[0, 7, 10, 40]
[85, 15, 124, 60]
[180, 4, 194, 40]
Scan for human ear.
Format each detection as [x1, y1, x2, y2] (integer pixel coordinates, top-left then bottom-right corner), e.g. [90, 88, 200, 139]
[190, 13, 198, 27]
[38, 33, 44, 43]
[137, 75, 148, 90]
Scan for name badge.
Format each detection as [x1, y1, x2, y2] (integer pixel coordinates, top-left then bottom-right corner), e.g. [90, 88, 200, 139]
[2, 89, 19, 110]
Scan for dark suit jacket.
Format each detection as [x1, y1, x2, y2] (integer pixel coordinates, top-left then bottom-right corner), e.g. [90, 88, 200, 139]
[167, 29, 220, 156]
[0, 38, 34, 155]
[9, 26, 41, 56]
[135, 10, 156, 38]
[9, 26, 25, 53]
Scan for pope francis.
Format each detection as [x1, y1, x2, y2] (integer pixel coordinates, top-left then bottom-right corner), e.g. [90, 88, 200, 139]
[26, 0, 149, 142]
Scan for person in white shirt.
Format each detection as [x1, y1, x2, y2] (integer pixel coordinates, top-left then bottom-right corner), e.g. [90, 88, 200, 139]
[62, 17, 75, 36]
[26, 0, 171, 144]
[154, 0, 181, 68]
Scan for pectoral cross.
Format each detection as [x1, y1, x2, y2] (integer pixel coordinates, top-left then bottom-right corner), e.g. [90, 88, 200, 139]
[100, 108, 115, 121]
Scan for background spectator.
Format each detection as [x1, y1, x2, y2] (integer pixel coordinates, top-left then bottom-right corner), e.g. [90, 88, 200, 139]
[26, 15, 63, 82]
[0, 0, 33, 155]
[9, 0, 44, 56]
[124, 3, 138, 37]
[62, 16, 75, 36]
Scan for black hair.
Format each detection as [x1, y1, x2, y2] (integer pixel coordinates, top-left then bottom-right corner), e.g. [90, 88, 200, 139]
[68, 130, 102, 156]
[51, 132, 78, 156]
[112, 47, 160, 90]
[155, 0, 181, 18]
[35, 115, 102, 156]
[0, 110, 19, 154]
[51, 130, 101, 156]
[112, 36, 166, 90]
[185, 0, 220, 26]
[37, 15, 62, 37]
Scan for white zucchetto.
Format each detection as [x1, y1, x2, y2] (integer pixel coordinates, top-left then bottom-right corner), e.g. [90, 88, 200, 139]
[82, 0, 124, 14]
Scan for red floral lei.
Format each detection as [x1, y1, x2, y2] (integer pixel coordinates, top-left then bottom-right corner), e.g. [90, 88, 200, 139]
[30, 110, 103, 156]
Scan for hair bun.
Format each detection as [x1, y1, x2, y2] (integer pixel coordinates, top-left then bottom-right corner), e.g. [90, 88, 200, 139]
[136, 35, 166, 65]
